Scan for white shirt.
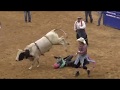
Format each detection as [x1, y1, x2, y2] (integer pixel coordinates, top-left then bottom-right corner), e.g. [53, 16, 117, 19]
[74, 20, 86, 31]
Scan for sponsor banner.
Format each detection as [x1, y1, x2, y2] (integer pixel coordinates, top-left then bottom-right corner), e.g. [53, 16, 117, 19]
[103, 11, 120, 30]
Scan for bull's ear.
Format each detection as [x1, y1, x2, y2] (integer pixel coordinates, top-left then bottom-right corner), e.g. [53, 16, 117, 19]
[18, 49, 21, 51]
[18, 49, 23, 52]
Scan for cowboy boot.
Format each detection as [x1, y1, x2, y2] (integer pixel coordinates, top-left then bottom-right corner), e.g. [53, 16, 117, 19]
[75, 71, 80, 77]
[87, 70, 90, 77]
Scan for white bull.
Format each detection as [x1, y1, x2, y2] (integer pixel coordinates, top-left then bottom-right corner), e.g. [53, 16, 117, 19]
[16, 29, 69, 70]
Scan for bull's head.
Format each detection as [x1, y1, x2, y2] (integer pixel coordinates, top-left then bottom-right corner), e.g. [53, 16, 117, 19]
[16, 49, 24, 61]
[16, 49, 32, 61]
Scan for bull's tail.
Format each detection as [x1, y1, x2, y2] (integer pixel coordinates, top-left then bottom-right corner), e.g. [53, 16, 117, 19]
[52, 29, 68, 39]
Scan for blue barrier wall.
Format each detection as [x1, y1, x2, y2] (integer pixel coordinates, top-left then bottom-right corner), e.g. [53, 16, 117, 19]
[103, 11, 120, 30]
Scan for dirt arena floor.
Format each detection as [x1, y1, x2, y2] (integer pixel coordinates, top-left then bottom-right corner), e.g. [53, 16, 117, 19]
[0, 11, 120, 79]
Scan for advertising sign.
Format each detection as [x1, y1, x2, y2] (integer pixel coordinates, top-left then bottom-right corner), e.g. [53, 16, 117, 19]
[103, 11, 120, 30]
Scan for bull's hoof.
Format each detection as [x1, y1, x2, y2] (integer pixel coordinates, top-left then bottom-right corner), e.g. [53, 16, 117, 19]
[37, 65, 40, 67]
[28, 67, 32, 70]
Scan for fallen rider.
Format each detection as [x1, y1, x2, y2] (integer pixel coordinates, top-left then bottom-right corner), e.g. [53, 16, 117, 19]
[53, 54, 96, 69]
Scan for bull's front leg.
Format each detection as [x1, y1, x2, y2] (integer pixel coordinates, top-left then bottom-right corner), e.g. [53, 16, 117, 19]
[28, 57, 39, 70]
[29, 61, 35, 70]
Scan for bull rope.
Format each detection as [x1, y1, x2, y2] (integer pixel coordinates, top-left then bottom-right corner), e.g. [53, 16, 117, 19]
[34, 42, 43, 55]
[44, 35, 53, 45]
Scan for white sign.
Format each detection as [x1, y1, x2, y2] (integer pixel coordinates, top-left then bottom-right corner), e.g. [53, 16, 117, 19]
[106, 11, 120, 19]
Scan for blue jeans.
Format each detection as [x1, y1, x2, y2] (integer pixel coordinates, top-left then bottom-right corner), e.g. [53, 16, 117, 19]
[24, 11, 31, 22]
[98, 11, 104, 25]
[85, 11, 93, 23]
[74, 54, 87, 67]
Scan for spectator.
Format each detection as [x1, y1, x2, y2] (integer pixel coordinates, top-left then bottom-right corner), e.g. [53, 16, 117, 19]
[97, 11, 104, 26]
[24, 11, 31, 22]
[74, 17, 89, 45]
[85, 11, 93, 23]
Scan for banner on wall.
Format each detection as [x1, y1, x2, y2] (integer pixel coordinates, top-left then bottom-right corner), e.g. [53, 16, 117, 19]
[103, 11, 120, 30]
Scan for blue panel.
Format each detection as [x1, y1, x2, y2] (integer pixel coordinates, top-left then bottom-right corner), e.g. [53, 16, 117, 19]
[103, 11, 120, 30]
